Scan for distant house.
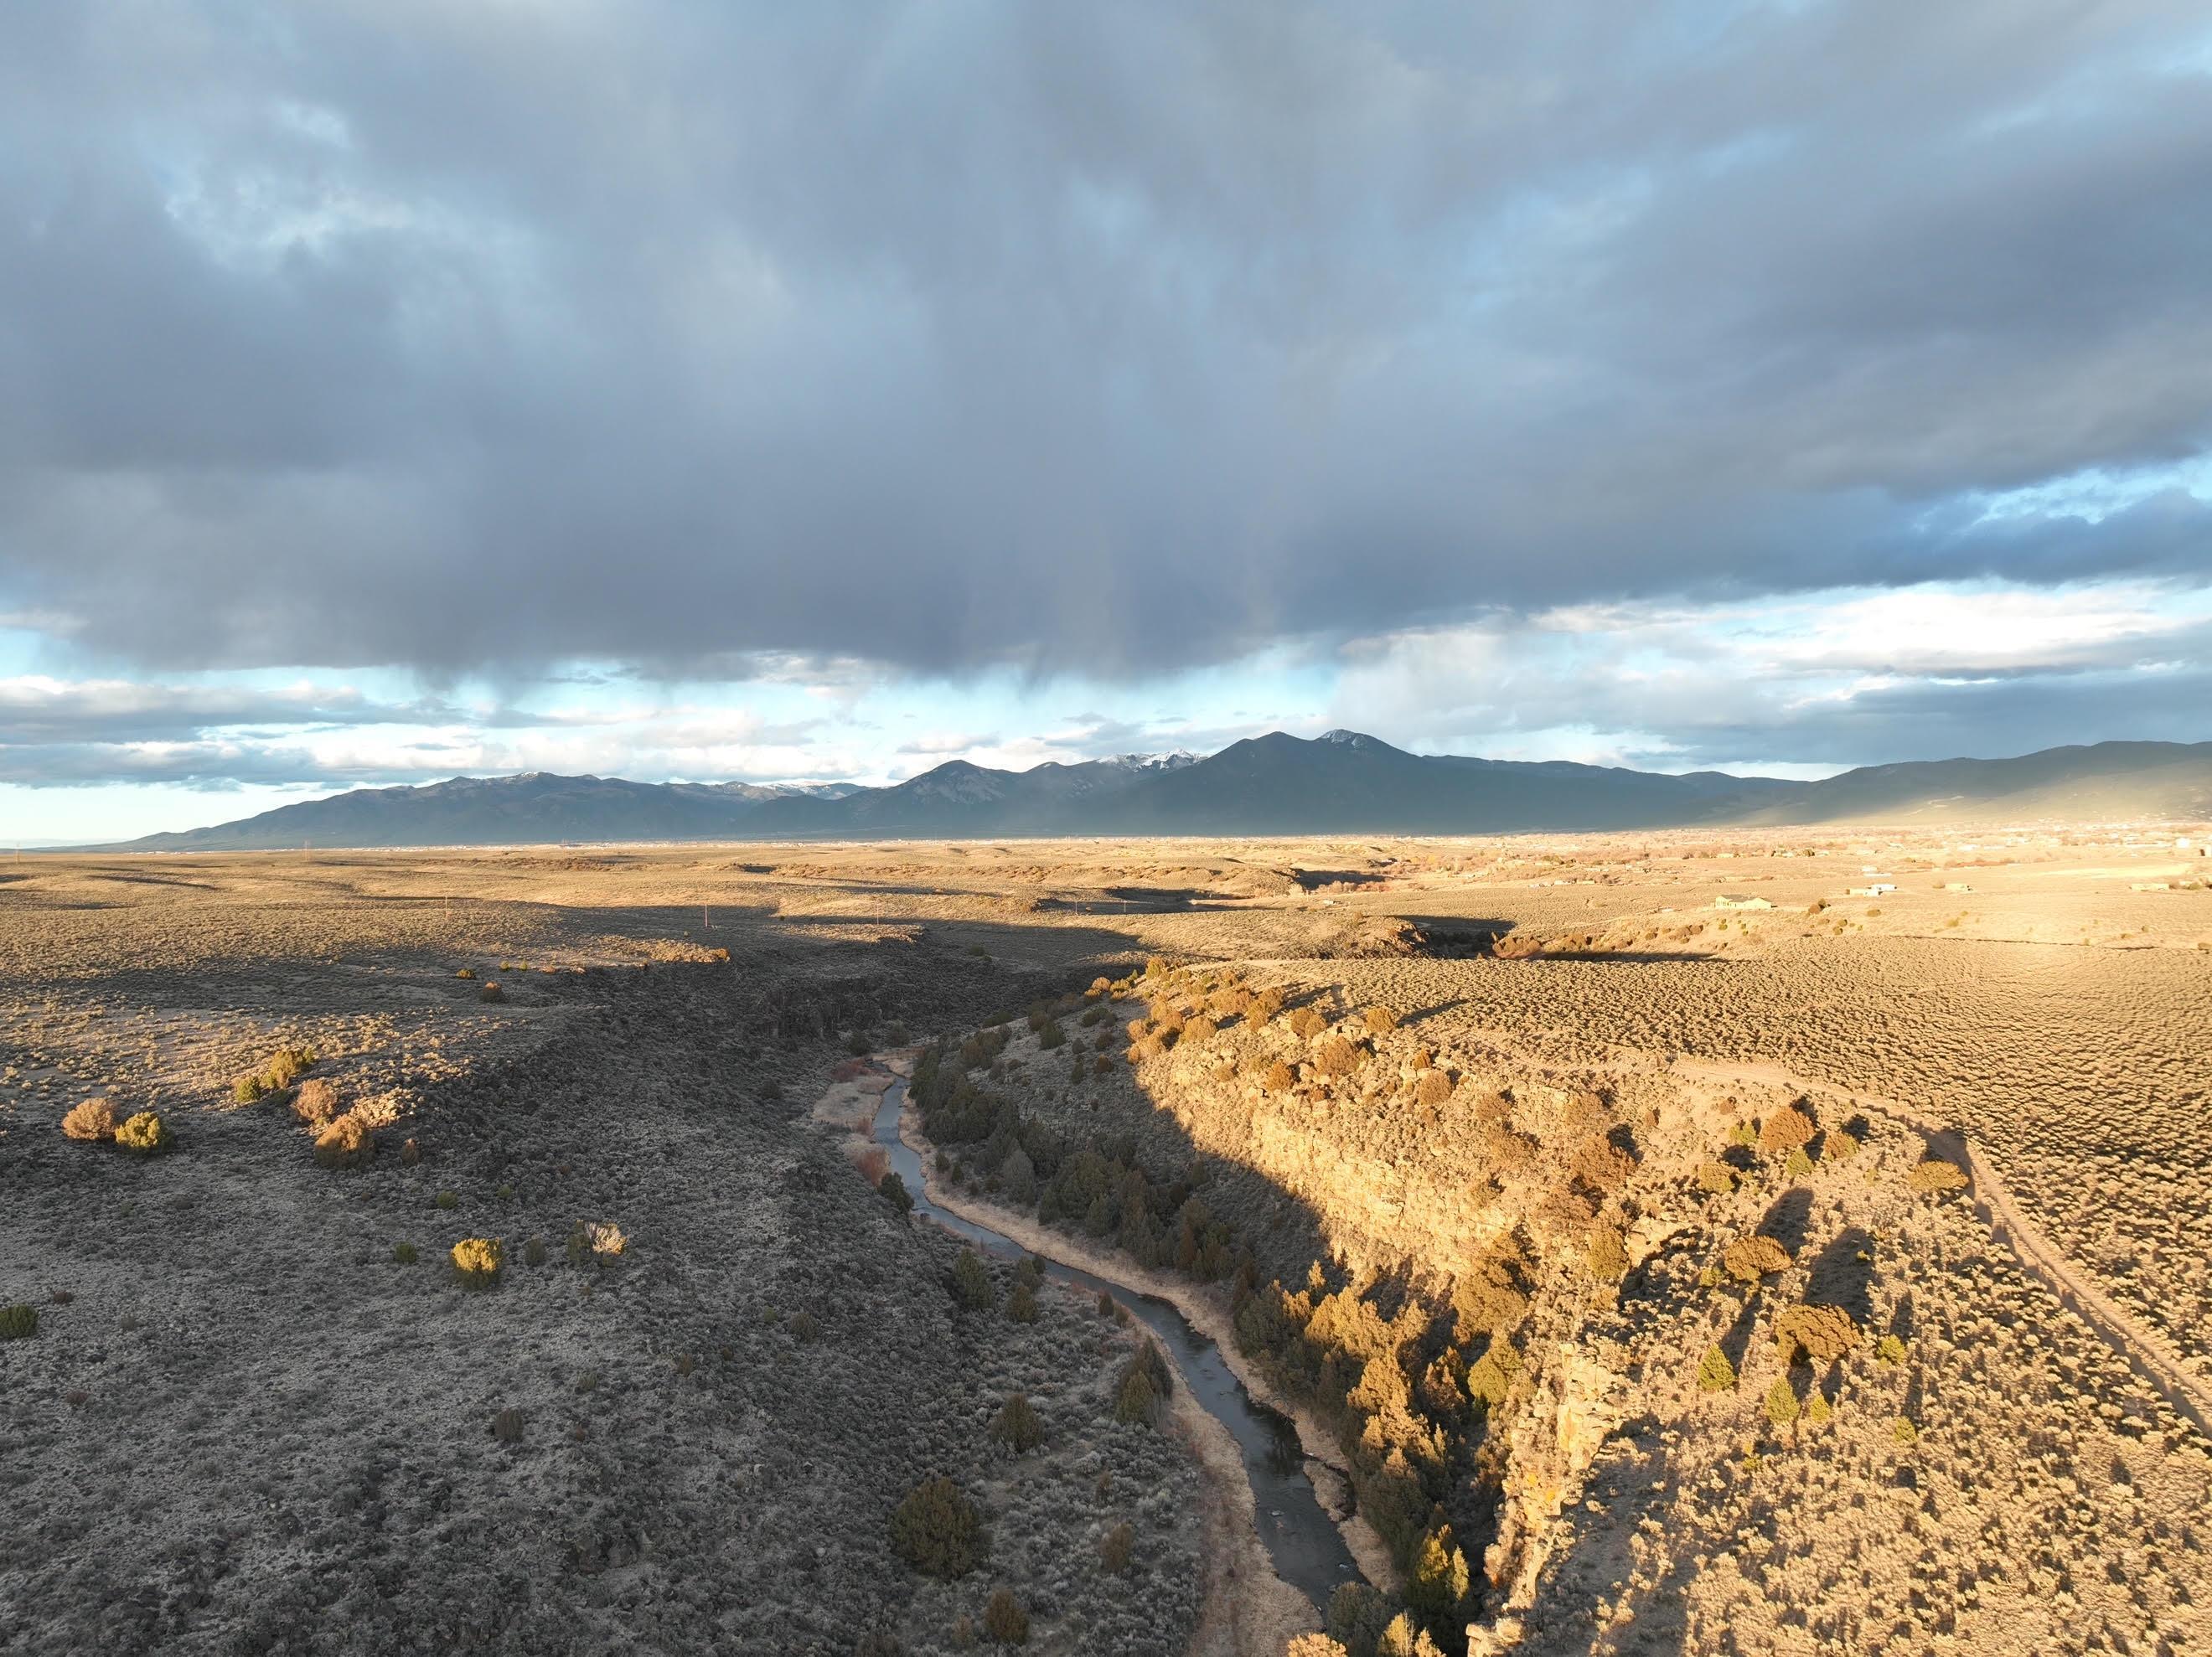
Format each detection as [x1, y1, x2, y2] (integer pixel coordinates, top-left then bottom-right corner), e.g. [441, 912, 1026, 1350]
[1849, 883, 1898, 896]
[1714, 894, 1772, 910]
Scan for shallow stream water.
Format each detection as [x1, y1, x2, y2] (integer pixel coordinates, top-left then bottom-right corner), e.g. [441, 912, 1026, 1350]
[872, 1081, 1362, 1609]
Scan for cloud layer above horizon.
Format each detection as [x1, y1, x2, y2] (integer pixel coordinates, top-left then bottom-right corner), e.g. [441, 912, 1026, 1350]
[2, 1, 2209, 834]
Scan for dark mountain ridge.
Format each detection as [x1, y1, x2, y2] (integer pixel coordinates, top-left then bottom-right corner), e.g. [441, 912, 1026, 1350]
[81, 734, 2212, 851]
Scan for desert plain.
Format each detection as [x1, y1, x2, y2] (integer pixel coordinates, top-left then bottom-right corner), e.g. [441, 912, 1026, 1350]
[3, 826, 2210, 1657]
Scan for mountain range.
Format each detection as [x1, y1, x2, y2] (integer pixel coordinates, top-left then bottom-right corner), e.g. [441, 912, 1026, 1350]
[87, 732, 2212, 851]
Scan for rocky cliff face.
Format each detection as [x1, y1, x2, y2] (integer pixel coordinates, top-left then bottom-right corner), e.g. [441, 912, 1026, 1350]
[939, 958, 2212, 1657]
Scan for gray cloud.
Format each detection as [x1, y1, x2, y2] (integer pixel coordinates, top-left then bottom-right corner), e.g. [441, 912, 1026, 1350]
[0, 0, 2207, 701]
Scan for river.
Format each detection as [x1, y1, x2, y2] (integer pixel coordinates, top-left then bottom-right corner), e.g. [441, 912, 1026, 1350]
[871, 1080, 1363, 1611]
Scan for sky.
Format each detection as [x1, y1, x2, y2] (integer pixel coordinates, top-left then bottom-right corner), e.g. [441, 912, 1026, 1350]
[3, 1, 2209, 842]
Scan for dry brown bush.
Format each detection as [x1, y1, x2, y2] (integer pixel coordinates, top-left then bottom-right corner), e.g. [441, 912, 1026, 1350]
[1362, 1005, 1399, 1033]
[1760, 1102, 1817, 1153]
[1099, 1520, 1135, 1574]
[1183, 1013, 1219, 1043]
[1538, 1183, 1598, 1240]
[850, 1143, 889, 1185]
[1313, 1035, 1360, 1076]
[1573, 1133, 1637, 1190]
[1723, 1234, 1792, 1283]
[1209, 986, 1253, 1019]
[1249, 987, 1284, 1023]
[1262, 1060, 1295, 1092]
[61, 1097, 116, 1143]
[313, 1111, 376, 1169]
[1482, 1122, 1536, 1172]
[1414, 1071, 1453, 1108]
[1289, 1006, 1327, 1040]
[1775, 1303, 1860, 1364]
[1562, 1090, 1608, 1133]
[982, 1589, 1029, 1646]
[1471, 1089, 1512, 1123]
[292, 1077, 342, 1129]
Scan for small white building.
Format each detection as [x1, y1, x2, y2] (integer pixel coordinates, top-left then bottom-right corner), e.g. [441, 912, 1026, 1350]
[1850, 883, 1898, 897]
[1714, 894, 1773, 911]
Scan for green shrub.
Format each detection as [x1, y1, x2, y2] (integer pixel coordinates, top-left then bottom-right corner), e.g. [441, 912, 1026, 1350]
[950, 1249, 995, 1312]
[890, 1477, 985, 1578]
[1113, 1341, 1172, 1426]
[0, 1303, 38, 1340]
[393, 1242, 418, 1264]
[436, 1190, 458, 1210]
[1764, 1376, 1800, 1428]
[1405, 1525, 1470, 1626]
[1696, 1160, 1737, 1195]
[1876, 1333, 1908, 1366]
[1585, 1221, 1629, 1282]
[982, 1589, 1029, 1647]
[1891, 1416, 1918, 1446]
[1784, 1147, 1814, 1179]
[114, 1111, 171, 1155]
[233, 1074, 266, 1105]
[1326, 1585, 1393, 1657]
[1822, 1129, 1860, 1162]
[880, 1171, 914, 1213]
[1377, 1611, 1446, 1657]
[1005, 1283, 1039, 1324]
[1036, 1021, 1065, 1050]
[523, 1236, 548, 1267]
[452, 1237, 504, 1285]
[990, 1392, 1045, 1453]
[1697, 1343, 1736, 1392]
[791, 1310, 821, 1342]
[1909, 1159, 1968, 1195]
[1465, 1344, 1518, 1408]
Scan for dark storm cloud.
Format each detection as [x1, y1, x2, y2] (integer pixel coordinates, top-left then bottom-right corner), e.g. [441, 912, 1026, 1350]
[1, 0, 2208, 683]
